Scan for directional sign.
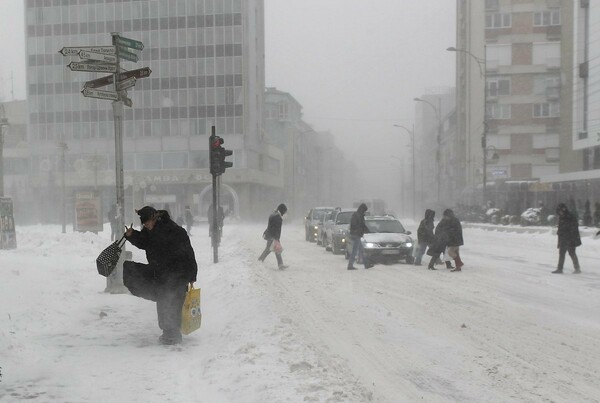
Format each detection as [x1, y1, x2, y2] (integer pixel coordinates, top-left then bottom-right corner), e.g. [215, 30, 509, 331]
[59, 46, 115, 56]
[116, 77, 136, 91]
[122, 96, 133, 108]
[84, 74, 115, 89]
[114, 35, 144, 51]
[79, 50, 117, 64]
[116, 47, 139, 63]
[68, 62, 117, 73]
[81, 88, 118, 101]
[119, 67, 152, 80]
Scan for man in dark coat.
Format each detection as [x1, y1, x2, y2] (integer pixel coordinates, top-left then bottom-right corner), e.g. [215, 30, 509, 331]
[258, 203, 288, 269]
[552, 203, 581, 274]
[427, 208, 464, 271]
[347, 203, 373, 270]
[414, 209, 435, 266]
[123, 206, 198, 345]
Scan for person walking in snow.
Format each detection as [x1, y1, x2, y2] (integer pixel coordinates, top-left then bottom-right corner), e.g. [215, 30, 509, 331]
[552, 203, 581, 274]
[184, 205, 194, 235]
[427, 209, 464, 272]
[414, 209, 435, 266]
[347, 203, 373, 270]
[107, 204, 119, 241]
[123, 206, 198, 345]
[258, 203, 288, 270]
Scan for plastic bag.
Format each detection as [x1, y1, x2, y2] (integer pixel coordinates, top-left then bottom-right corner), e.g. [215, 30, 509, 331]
[181, 285, 202, 335]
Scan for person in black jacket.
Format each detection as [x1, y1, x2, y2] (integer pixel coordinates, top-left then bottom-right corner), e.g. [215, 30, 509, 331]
[347, 203, 373, 270]
[427, 208, 464, 271]
[123, 206, 198, 345]
[552, 203, 581, 274]
[258, 203, 288, 269]
[414, 209, 435, 266]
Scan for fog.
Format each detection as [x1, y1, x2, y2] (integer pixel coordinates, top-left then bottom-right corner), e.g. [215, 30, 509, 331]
[265, 0, 456, 210]
[0, 0, 456, 223]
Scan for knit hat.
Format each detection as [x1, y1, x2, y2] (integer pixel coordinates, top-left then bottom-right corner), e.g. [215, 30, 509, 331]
[136, 206, 157, 224]
[277, 203, 288, 215]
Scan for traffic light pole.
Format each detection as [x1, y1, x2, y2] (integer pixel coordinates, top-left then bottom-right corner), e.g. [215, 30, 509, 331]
[210, 126, 220, 263]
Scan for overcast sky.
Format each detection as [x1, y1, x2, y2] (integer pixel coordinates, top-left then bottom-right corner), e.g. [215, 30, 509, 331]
[0, 0, 456, 205]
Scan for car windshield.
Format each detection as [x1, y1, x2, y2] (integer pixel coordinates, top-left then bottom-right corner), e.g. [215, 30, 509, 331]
[313, 209, 334, 220]
[365, 219, 405, 234]
[335, 212, 352, 224]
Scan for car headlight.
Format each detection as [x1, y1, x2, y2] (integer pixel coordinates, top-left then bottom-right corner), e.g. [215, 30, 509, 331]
[364, 242, 376, 248]
[341, 238, 345, 243]
[314, 226, 318, 230]
[405, 242, 413, 248]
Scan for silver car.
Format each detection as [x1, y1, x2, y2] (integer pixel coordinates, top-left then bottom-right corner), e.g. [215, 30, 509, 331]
[345, 216, 415, 264]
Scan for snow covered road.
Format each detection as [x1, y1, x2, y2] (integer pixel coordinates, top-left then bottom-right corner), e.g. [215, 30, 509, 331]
[1, 222, 600, 402]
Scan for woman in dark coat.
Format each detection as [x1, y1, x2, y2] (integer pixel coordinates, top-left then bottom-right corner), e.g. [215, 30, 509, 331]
[427, 209, 464, 271]
[414, 209, 435, 266]
[552, 203, 581, 274]
[258, 203, 288, 269]
[123, 206, 198, 345]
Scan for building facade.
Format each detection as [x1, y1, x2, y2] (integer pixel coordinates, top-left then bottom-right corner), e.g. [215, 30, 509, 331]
[454, 0, 580, 212]
[25, 0, 282, 224]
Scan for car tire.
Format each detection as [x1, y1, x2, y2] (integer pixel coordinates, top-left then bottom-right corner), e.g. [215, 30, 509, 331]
[332, 242, 340, 255]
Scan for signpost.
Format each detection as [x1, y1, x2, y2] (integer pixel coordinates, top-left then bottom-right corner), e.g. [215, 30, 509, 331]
[116, 47, 139, 63]
[81, 88, 118, 101]
[68, 62, 117, 73]
[59, 46, 115, 56]
[60, 32, 150, 293]
[79, 50, 117, 64]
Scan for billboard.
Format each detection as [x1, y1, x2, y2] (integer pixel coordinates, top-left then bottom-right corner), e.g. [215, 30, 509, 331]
[74, 191, 103, 232]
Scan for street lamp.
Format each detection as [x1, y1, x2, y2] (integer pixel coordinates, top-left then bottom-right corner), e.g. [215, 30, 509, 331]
[447, 45, 487, 203]
[58, 141, 69, 234]
[413, 97, 441, 205]
[393, 124, 416, 218]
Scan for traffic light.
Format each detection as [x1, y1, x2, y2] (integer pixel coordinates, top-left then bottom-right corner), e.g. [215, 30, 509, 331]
[209, 134, 234, 176]
[209, 135, 223, 175]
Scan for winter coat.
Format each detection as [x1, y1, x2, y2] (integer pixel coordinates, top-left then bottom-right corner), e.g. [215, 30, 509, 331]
[126, 210, 198, 284]
[349, 204, 369, 238]
[427, 212, 463, 256]
[185, 209, 194, 225]
[557, 210, 581, 248]
[417, 209, 435, 246]
[263, 211, 283, 241]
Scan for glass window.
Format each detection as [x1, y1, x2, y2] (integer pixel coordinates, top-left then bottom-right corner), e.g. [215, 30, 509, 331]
[163, 151, 188, 169]
[190, 151, 209, 168]
[138, 153, 162, 170]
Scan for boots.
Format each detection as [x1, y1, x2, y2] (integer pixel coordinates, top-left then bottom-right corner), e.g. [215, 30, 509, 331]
[551, 268, 563, 274]
[451, 256, 464, 272]
[445, 261, 454, 269]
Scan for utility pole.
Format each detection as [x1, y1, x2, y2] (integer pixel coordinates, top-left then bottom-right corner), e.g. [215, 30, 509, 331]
[0, 110, 8, 197]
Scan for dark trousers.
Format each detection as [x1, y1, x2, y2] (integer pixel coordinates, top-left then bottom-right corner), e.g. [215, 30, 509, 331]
[123, 261, 188, 335]
[258, 239, 283, 265]
[557, 245, 580, 270]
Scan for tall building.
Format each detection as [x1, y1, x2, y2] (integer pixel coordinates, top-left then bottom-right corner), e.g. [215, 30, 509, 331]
[455, 0, 578, 211]
[25, 0, 281, 223]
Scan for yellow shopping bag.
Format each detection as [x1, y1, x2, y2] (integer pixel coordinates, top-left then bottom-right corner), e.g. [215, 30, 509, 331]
[181, 284, 201, 335]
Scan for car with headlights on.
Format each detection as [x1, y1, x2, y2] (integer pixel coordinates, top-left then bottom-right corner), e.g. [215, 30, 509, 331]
[322, 208, 354, 254]
[305, 207, 336, 242]
[345, 216, 414, 264]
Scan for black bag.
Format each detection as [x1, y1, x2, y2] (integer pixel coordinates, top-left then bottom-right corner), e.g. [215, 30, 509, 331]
[96, 234, 126, 277]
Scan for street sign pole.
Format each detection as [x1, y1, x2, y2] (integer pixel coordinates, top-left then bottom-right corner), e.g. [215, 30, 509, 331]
[106, 32, 128, 294]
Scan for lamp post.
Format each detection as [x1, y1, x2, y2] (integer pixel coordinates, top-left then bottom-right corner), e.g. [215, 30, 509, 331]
[447, 45, 487, 203]
[413, 97, 441, 205]
[393, 124, 416, 218]
[58, 141, 68, 234]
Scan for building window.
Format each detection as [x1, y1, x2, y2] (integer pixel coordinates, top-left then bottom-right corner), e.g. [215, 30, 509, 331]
[486, 104, 511, 119]
[533, 10, 560, 26]
[487, 77, 510, 97]
[485, 13, 511, 29]
[278, 102, 289, 120]
[485, 0, 499, 10]
[533, 102, 560, 118]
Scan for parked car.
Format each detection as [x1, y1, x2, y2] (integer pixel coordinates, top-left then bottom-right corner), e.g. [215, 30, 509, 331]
[345, 216, 414, 264]
[322, 208, 354, 254]
[305, 207, 336, 242]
